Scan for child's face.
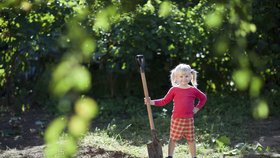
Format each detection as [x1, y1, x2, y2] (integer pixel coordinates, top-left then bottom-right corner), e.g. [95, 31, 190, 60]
[176, 71, 192, 86]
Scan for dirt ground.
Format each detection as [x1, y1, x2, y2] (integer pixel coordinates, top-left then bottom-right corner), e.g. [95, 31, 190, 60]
[0, 108, 280, 158]
[0, 108, 135, 158]
[0, 108, 48, 150]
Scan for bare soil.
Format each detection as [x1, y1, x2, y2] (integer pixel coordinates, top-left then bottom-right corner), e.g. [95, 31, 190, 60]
[0, 108, 279, 158]
[0, 108, 134, 158]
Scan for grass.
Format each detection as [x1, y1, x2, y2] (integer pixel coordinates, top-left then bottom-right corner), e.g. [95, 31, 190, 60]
[79, 130, 147, 157]
[75, 94, 277, 157]
[1, 93, 279, 157]
[79, 129, 218, 158]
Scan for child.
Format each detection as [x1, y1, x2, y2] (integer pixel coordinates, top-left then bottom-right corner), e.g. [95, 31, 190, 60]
[145, 64, 207, 158]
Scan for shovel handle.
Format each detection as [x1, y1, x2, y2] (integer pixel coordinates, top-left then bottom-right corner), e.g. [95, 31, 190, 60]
[136, 55, 155, 130]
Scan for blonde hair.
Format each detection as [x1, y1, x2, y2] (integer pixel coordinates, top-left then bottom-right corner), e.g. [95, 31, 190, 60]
[170, 64, 198, 87]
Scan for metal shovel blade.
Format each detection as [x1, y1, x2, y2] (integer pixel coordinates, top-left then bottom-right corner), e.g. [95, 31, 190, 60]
[147, 129, 163, 158]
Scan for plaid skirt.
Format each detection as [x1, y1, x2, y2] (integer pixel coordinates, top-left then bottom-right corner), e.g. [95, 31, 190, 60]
[170, 118, 195, 142]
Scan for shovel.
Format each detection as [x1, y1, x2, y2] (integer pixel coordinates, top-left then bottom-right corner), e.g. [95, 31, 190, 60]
[136, 54, 163, 158]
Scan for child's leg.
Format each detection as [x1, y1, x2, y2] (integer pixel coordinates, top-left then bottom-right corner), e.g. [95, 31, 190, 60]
[184, 118, 196, 157]
[188, 141, 196, 157]
[168, 138, 176, 157]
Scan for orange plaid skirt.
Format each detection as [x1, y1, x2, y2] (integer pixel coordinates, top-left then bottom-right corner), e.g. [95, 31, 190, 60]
[170, 118, 195, 142]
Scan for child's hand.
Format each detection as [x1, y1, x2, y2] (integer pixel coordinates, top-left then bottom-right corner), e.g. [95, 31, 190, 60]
[144, 97, 154, 105]
[193, 107, 199, 114]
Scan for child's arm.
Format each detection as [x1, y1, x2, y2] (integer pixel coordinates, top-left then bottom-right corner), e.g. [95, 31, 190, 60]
[194, 88, 207, 110]
[144, 87, 174, 106]
[193, 107, 199, 114]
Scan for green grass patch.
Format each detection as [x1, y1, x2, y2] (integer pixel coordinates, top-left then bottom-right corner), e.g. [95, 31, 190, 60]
[76, 94, 279, 157]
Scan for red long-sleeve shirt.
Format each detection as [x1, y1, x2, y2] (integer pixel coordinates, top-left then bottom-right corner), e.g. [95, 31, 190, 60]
[154, 87, 207, 118]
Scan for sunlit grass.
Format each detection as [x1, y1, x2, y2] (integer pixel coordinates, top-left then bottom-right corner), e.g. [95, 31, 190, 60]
[78, 128, 240, 157]
[79, 130, 147, 157]
[80, 129, 219, 157]
[75, 94, 277, 157]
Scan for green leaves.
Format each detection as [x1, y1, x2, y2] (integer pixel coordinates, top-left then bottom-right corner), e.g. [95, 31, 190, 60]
[159, 1, 172, 18]
[214, 36, 229, 55]
[44, 97, 98, 157]
[75, 97, 98, 121]
[44, 117, 67, 158]
[253, 100, 269, 120]
[232, 69, 251, 91]
[232, 69, 263, 100]
[143, 0, 155, 13]
[94, 6, 118, 32]
[82, 38, 96, 58]
[205, 4, 224, 28]
[69, 97, 99, 137]
[250, 77, 262, 97]
[0, 67, 4, 86]
[205, 12, 222, 28]
[45, 117, 67, 142]
[51, 60, 91, 97]
[216, 135, 231, 151]
[1, 1, 279, 157]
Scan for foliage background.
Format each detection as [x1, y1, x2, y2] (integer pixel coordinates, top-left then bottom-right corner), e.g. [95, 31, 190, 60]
[0, 0, 279, 157]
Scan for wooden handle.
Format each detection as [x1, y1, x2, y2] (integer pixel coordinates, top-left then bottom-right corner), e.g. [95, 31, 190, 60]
[136, 55, 155, 130]
[140, 71, 155, 130]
